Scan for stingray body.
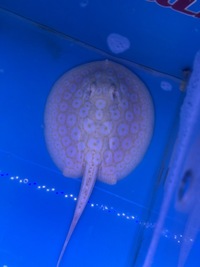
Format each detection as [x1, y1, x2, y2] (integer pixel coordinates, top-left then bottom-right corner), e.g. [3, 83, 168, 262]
[44, 60, 154, 266]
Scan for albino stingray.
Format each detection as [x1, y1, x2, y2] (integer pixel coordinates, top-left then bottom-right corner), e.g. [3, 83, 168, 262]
[44, 60, 154, 266]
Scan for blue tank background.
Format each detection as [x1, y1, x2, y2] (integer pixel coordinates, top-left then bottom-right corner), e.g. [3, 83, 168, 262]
[0, 0, 200, 78]
[0, 1, 199, 267]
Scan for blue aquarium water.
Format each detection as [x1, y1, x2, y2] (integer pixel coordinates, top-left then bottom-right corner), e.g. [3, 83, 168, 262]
[0, 2, 199, 267]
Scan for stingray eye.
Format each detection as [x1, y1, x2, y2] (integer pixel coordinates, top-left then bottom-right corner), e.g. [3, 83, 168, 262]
[85, 82, 96, 98]
[110, 84, 119, 101]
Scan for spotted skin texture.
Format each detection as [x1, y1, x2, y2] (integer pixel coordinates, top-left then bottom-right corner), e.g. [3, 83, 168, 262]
[44, 60, 154, 266]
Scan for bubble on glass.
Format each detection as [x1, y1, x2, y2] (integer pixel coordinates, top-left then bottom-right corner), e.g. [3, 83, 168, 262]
[6, 173, 186, 246]
[160, 81, 172, 91]
[107, 33, 130, 54]
[80, 0, 89, 8]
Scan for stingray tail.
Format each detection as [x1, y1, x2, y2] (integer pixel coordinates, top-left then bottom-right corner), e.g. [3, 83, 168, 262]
[56, 161, 98, 267]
